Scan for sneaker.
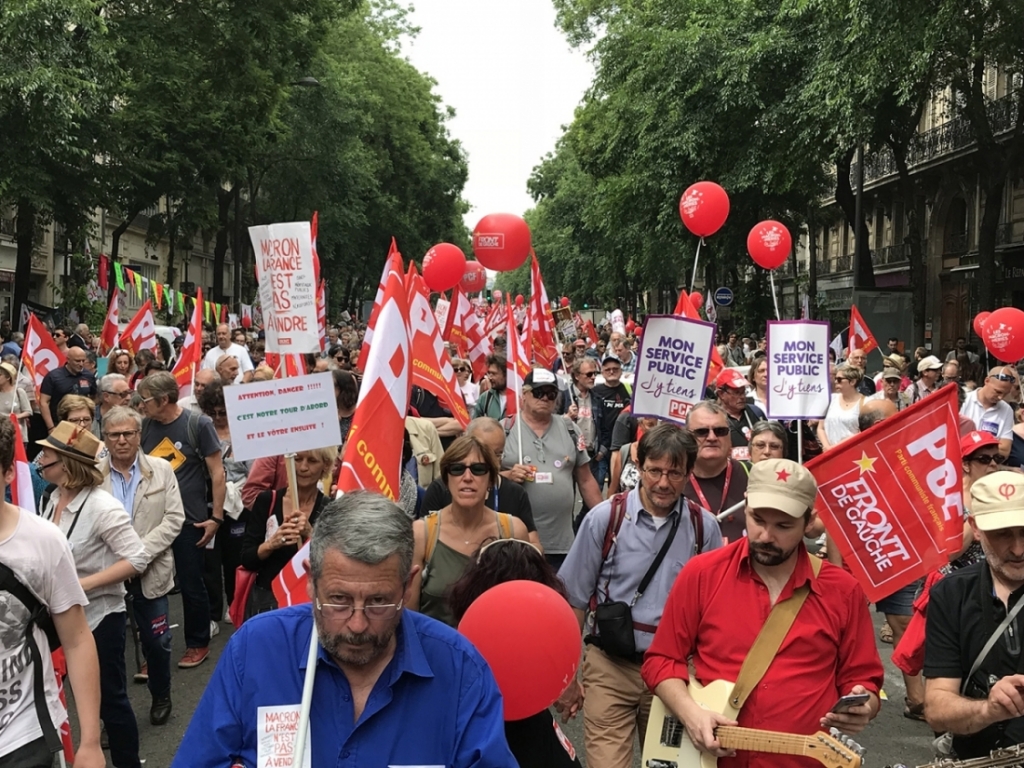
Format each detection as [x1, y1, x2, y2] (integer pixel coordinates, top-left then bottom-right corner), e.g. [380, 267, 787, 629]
[178, 647, 209, 669]
[223, 608, 231, 623]
[210, 620, 220, 638]
[134, 663, 148, 684]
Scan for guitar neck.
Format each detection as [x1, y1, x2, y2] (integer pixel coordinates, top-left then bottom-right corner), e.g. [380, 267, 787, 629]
[716, 726, 816, 757]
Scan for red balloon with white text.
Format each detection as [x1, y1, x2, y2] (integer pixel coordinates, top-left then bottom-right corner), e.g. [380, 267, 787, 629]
[422, 243, 466, 293]
[460, 261, 487, 293]
[982, 307, 1024, 363]
[747, 220, 792, 270]
[472, 213, 532, 272]
[679, 182, 730, 238]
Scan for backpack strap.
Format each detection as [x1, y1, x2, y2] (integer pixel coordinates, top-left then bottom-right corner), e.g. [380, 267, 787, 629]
[497, 512, 512, 540]
[588, 493, 629, 614]
[688, 499, 705, 556]
[0, 562, 62, 754]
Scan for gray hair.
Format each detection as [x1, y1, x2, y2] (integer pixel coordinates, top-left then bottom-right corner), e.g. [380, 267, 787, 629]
[103, 405, 142, 430]
[686, 400, 728, 426]
[750, 420, 788, 452]
[99, 372, 127, 393]
[310, 490, 414, 583]
[137, 371, 179, 403]
[467, 416, 503, 440]
[2, 354, 17, 366]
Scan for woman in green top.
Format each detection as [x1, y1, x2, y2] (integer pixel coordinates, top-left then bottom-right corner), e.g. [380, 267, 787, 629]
[410, 434, 530, 627]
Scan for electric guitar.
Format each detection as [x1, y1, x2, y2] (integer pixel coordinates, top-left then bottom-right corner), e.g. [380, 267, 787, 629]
[641, 679, 865, 768]
[888, 744, 1024, 768]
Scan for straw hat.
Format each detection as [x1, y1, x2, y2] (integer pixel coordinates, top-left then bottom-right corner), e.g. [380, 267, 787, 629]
[36, 421, 102, 466]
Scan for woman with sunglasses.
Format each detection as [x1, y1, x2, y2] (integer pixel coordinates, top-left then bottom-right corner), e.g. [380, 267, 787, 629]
[239, 445, 336, 620]
[448, 538, 582, 768]
[817, 363, 865, 452]
[410, 434, 529, 627]
[454, 358, 479, 408]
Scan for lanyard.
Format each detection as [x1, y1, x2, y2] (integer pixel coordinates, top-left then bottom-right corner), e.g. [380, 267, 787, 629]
[690, 461, 733, 516]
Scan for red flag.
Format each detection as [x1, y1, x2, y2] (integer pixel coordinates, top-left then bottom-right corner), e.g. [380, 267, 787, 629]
[51, 649, 74, 765]
[22, 316, 65, 399]
[274, 247, 412, 608]
[310, 211, 321, 287]
[448, 287, 491, 381]
[484, 301, 508, 337]
[360, 238, 399, 366]
[240, 304, 253, 329]
[172, 287, 203, 399]
[264, 353, 306, 377]
[317, 280, 327, 352]
[119, 300, 157, 357]
[99, 288, 120, 356]
[583, 319, 599, 347]
[527, 253, 558, 368]
[406, 268, 470, 428]
[676, 288, 725, 379]
[849, 305, 879, 355]
[9, 414, 34, 514]
[97, 253, 109, 291]
[505, 297, 531, 417]
[806, 385, 962, 602]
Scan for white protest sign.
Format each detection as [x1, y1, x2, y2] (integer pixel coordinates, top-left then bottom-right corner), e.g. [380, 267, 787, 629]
[434, 297, 451, 335]
[631, 314, 716, 426]
[257, 704, 311, 768]
[249, 222, 319, 354]
[766, 320, 832, 419]
[224, 372, 342, 462]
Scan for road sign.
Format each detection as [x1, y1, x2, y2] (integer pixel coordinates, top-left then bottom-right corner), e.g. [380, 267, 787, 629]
[714, 287, 734, 306]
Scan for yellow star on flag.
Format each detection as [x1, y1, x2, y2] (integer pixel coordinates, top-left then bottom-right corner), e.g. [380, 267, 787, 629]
[854, 452, 878, 474]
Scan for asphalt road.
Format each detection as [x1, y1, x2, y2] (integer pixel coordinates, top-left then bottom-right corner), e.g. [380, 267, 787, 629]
[63, 596, 937, 768]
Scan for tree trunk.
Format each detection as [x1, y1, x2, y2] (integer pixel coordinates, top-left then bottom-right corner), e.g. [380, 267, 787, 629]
[108, 213, 136, 304]
[13, 199, 36, 329]
[807, 208, 817, 320]
[213, 186, 232, 302]
[893, 153, 927, 344]
[834, 147, 876, 290]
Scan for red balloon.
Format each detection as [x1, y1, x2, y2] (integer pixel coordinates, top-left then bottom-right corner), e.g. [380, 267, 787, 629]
[973, 311, 991, 338]
[422, 243, 466, 292]
[240, 313, 252, 329]
[560, 296, 570, 307]
[459, 261, 486, 293]
[679, 181, 730, 238]
[625, 320, 636, 333]
[472, 213, 532, 272]
[515, 294, 525, 307]
[690, 292, 703, 310]
[982, 307, 1024, 363]
[459, 581, 580, 721]
[747, 220, 792, 270]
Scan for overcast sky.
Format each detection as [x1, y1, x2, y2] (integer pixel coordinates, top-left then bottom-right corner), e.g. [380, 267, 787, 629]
[404, 0, 594, 230]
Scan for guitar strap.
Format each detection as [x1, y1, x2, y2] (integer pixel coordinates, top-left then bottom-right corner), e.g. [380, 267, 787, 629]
[728, 553, 823, 711]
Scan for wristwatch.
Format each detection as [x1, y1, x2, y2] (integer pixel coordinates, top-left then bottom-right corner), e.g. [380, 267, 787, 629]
[210, 517, 224, 526]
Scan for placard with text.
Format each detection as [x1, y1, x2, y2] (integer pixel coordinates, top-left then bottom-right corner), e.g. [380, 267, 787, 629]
[631, 314, 716, 426]
[249, 221, 320, 354]
[766, 320, 832, 420]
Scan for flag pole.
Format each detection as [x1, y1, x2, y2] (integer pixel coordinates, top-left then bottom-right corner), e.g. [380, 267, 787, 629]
[796, 421, 803, 464]
[10, 357, 24, 415]
[293, 627, 319, 768]
[769, 271, 781, 320]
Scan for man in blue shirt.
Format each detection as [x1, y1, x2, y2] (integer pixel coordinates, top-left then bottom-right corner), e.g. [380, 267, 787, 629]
[172, 490, 516, 768]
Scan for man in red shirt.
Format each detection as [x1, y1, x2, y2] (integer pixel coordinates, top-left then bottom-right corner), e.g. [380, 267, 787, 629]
[642, 458, 883, 768]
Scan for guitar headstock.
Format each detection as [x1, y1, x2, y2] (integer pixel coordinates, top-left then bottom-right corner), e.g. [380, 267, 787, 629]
[805, 729, 865, 768]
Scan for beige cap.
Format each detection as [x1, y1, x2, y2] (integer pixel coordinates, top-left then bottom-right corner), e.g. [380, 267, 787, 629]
[881, 367, 901, 380]
[917, 355, 942, 372]
[971, 471, 1024, 531]
[746, 458, 818, 518]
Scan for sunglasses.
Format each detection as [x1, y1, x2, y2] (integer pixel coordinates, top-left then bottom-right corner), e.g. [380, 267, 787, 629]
[835, 377, 850, 383]
[453, 367, 467, 373]
[692, 426, 730, 439]
[970, 454, 1005, 465]
[448, 462, 490, 477]
[992, 373, 1016, 382]
[530, 389, 558, 401]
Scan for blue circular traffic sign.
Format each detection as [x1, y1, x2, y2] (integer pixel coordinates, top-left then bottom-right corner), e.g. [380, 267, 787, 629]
[714, 287, 734, 306]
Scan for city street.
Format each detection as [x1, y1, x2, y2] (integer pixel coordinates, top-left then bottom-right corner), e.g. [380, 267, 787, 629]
[63, 594, 937, 768]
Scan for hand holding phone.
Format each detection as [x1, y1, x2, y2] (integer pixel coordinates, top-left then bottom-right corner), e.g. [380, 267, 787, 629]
[830, 693, 870, 713]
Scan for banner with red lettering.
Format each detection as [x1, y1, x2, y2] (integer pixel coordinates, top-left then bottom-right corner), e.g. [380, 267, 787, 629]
[273, 246, 412, 608]
[360, 238, 398, 365]
[120, 300, 157, 356]
[406, 267, 470, 428]
[99, 288, 120, 355]
[806, 384, 962, 602]
[448, 287, 491, 381]
[249, 221, 319, 354]
[172, 287, 203, 399]
[22, 316, 65, 398]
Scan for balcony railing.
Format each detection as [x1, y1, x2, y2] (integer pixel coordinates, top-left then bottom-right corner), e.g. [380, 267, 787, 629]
[0, 218, 14, 238]
[945, 232, 969, 255]
[852, 94, 1019, 183]
[815, 252, 856, 275]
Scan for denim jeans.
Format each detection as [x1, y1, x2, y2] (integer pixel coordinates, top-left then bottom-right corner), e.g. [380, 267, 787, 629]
[127, 580, 172, 699]
[590, 454, 610, 489]
[92, 612, 141, 768]
[171, 524, 211, 648]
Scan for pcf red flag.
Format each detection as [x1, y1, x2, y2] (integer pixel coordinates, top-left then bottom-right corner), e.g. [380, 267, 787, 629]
[172, 288, 203, 399]
[120, 300, 157, 356]
[99, 288, 120, 355]
[850, 305, 879, 355]
[806, 384, 962, 602]
[448, 287, 491, 381]
[22, 315, 65, 398]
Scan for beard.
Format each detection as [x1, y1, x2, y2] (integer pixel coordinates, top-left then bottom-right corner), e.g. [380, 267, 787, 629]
[316, 619, 397, 667]
[749, 540, 799, 567]
[980, 541, 1024, 587]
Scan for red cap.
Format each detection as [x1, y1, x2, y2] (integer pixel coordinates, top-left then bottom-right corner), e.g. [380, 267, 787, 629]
[960, 430, 1000, 458]
[715, 367, 749, 391]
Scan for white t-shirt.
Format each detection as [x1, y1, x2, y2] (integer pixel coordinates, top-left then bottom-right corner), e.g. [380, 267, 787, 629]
[823, 393, 862, 446]
[960, 390, 1014, 440]
[200, 342, 254, 383]
[0, 508, 88, 757]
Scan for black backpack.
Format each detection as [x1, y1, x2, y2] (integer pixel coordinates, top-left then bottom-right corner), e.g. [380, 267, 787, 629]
[0, 561, 62, 752]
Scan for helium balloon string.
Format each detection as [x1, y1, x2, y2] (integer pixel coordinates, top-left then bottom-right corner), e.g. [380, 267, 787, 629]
[689, 238, 705, 294]
[770, 271, 781, 320]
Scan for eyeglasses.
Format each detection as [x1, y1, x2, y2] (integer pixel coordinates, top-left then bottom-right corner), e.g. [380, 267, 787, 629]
[140, 396, 157, 404]
[106, 390, 131, 399]
[750, 441, 784, 451]
[691, 426, 730, 439]
[315, 597, 403, 622]
[448, 462, 490, 477]
[970, 454, 1005, 465]
[642, 467, 686, 482]
[530, 389, 558, 401]
[66, 417, 92, 426]
[104, 429, 139, 441]
[581, 371, 597, 378]
[884, 378, 901, 384]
